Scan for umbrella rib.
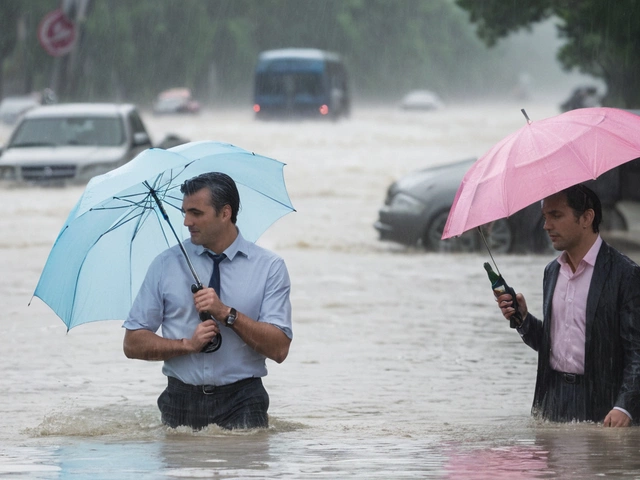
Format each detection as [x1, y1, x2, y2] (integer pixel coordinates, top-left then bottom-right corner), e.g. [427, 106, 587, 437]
[233, 180, 296, 211]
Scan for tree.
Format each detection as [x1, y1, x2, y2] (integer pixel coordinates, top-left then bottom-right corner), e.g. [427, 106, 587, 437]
[456, 0, 640, 107]
[0, 1, 23, 98]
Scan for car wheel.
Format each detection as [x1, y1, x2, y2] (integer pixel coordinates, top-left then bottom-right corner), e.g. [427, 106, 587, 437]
[422, 210, 477, 252]
[476, 219, 513, 254]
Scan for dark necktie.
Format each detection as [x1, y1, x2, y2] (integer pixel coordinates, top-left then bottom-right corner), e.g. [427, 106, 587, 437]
[199, 252, 226, 354]
[207, 252, 226, 297]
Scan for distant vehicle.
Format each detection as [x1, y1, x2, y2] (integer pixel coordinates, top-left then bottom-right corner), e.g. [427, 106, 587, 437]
[374, 158, 633, 253]
[0, 103, 152, 183]
[400, 90, 444, 111]
[560, 86, 601, 112]
[153, 88, 200, 115]
[0, 95, 42, 125]
[253, 48, 350, 120]
[0, 89, 58, 125]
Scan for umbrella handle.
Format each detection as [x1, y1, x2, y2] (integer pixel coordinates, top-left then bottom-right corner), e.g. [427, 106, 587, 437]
[191, 283, 222, 353]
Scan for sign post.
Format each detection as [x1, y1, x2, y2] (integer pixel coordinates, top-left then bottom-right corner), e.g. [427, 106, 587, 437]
[38, 9, 77, 57]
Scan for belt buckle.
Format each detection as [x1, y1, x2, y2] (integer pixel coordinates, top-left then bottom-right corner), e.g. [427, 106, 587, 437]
[563, 373, 577, 384]
[202, 385, 216, 395]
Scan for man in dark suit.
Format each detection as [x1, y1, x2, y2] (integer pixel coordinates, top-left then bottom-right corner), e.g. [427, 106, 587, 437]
[498, 184, 640, 425]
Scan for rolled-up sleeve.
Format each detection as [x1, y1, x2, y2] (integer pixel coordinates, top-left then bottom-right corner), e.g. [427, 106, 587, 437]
[259, 257, 292, 339]
[123, 255, 165, 333]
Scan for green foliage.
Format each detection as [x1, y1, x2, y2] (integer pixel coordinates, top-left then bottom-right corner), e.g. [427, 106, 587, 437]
[456, 0, 640, 107]
[0, 0, 57, 97]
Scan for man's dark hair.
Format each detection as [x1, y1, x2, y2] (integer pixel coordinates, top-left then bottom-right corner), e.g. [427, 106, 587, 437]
[180, 172, 240, 224]
[562, 183, 602, 233]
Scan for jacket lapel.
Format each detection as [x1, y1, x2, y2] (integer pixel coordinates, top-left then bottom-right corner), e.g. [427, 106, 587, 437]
[586, 242, 611, 330]
[544, 261, 560, 320]
[543, 261, 561, 349]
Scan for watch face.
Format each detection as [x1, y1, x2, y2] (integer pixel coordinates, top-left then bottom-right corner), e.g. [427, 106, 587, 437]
[226, 308, 237, 326]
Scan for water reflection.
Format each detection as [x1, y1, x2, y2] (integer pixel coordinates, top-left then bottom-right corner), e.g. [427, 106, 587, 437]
[443, 423, 640, 479]
[160, 429, 273, 477]
[535, 425, 640, 477]
[443, 443, 550, 479]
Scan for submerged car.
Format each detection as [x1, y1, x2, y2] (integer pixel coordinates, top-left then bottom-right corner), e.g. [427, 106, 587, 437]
[153, 88, 200, 115]
[560, 86, 601, 112]
[0, 95, 42, 125]
[374, 158, 633, 254]
[400, 90, 444, 111]
[0, 103, 152, 183]
[375, 159, 552, 253]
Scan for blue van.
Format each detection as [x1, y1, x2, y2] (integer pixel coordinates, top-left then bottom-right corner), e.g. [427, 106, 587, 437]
[253, 48, 350, 120]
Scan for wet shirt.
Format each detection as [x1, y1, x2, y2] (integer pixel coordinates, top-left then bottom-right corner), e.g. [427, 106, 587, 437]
[549, 235, 602, 374]
[124, 231, 292, 386]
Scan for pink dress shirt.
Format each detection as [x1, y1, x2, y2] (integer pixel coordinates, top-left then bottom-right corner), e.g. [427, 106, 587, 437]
[549, 236, 602, 374]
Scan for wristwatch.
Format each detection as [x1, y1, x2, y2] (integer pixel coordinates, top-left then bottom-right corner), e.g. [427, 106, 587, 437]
[224, 308, 237, 327]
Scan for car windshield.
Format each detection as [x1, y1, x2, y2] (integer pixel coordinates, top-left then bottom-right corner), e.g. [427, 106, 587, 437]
[9, 116, 125, 147]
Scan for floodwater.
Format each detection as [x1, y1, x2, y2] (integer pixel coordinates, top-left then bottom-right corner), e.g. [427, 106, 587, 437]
[3, 99, 640, 479]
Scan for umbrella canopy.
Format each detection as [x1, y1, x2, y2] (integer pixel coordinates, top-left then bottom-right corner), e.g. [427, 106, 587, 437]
[442, 107, 640, 240]
[33, 141, 295, 330]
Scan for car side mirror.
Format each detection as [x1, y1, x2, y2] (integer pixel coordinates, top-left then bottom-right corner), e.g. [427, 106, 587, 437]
[133, 132, 151, 146]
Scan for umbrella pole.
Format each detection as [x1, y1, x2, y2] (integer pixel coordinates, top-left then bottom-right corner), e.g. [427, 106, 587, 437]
[149, 185, 222, 353]
[148, 186, 204, 288]
[477, 226, 502, 276]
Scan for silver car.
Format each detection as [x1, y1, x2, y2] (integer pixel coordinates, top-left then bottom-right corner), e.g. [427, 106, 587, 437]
[374, 158, 557, 254]
[374, 158, 632, 253]
[0, 103, 152, 183]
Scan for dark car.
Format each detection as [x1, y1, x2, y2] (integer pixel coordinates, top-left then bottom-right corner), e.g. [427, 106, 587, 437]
[374, 158, 632, 254]
[560, 86, 601, 112]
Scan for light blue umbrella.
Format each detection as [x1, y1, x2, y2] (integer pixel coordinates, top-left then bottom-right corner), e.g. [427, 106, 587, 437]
[32, 141, 295, 330]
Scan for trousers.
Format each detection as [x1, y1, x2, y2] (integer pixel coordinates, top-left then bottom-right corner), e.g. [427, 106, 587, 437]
[158, 376, 269, 430]
[536, 370, 586, 422]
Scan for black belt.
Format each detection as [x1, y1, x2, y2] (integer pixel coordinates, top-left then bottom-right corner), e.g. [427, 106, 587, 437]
[168, 376, 258, 395]
[553, 370, 583, 385]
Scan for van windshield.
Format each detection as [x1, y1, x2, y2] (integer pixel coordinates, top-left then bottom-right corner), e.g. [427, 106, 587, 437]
[256, 72, 323, 96]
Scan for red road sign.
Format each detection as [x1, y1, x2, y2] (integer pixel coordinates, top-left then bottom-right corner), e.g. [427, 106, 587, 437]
[38, 9, 77, 57]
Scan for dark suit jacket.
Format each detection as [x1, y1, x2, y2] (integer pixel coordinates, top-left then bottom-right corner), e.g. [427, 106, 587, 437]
[520, 241, 640, 422]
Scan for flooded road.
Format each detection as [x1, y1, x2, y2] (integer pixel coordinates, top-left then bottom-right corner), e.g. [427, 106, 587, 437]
[3, 100, 640, 478]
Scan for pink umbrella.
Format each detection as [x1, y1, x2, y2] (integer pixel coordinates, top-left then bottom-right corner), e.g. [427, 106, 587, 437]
[442, 107, 640, 240]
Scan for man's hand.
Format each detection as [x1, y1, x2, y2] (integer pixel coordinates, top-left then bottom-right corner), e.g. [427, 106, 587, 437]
[193, 286, 228, 321]
[603, 409, 631, 427]
[187, 319, 221, 352]
[496, 292, 528, 323]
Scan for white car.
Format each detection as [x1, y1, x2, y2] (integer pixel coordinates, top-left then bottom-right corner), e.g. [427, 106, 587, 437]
[400, 90, 444, 111]
[0, 95, 42, 125]
[0, 103, 152, 183]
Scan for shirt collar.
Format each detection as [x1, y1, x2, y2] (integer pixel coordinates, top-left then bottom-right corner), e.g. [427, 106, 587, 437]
[557, 234, 602, 269]
[192, 228, 250, 261]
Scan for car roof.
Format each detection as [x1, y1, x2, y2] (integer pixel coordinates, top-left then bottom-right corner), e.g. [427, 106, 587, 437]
[21, 103, 137, 119]
[258, 48, 342, 62]
[158, 88, 192, 99]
